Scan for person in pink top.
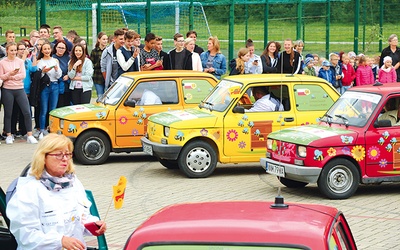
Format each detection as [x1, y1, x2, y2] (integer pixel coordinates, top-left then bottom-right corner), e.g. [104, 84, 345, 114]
[0, 42, 38, 144]
[378, 56, 397, 83]
[356, 55, 374, 86]
[341, 54, 356, 92]
[356, 55, 375, 113]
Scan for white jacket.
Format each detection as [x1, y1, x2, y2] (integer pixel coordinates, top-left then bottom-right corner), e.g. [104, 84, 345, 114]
[7, 174, 98, 250]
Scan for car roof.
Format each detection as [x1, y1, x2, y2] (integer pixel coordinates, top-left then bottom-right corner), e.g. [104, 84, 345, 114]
[121, 70, 218, 80]
[223, 73, 333, 85]
[126, 201, 339, 248]
[350, 83, 400, 95]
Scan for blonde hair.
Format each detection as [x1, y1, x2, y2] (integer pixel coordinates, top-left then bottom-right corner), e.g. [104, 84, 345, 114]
[208, 36, 221, 53]
[30, 134, 75, 179]
[236, 48, 249, 74]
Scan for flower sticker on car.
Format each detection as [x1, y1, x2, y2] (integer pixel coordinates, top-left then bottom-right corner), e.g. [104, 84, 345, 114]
[226, 129, 238, 142]
[351, 145, 365, 162]
[367, 146, 380, 160]
[200, 128, 208, 136]
[238, 141, 246, 149]
[327, 147, 336, 156]
[119, 116, 128, 125]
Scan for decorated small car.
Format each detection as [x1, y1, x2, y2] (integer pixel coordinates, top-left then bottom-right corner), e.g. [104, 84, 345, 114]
[260, 83, 400, 199]
[123, 199, 357, 249]
[141, 74, 339, 178]
[49, 71, 218, 165]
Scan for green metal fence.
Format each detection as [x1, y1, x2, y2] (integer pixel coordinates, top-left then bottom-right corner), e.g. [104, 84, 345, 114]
[1, 0, 399, 61]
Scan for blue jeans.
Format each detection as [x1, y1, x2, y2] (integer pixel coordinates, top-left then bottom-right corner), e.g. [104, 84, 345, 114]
[94, 83, 105, 99]
[40, 82, 59, 130]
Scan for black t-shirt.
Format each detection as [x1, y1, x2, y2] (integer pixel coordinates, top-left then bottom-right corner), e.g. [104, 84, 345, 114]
[174, 50, 185, 70]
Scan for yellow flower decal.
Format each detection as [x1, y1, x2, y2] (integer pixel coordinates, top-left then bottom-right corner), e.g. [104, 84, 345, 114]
[351, 145, 365, 162]
[327, 147, 336, 156]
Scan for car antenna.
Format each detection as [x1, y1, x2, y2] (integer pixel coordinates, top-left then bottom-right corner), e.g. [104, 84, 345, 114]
[270, 187, 289, 209]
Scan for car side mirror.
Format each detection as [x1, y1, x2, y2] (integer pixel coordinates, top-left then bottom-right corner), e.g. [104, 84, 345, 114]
[374, 119, 392, 128]
[233, 106, 245, 114]
[124, 99, 136, 107]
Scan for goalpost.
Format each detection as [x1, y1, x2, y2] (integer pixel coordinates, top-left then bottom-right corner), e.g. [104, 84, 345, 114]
[91, 1, 211, 49]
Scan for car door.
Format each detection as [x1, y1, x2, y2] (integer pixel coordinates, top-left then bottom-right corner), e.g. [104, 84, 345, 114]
[365, 96, 400, 177]
[222, 83, 295, 162]
[115, 79, 181, 148]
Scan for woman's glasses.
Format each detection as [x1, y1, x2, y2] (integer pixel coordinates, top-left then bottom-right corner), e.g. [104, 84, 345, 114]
[47, 153, 73, 160]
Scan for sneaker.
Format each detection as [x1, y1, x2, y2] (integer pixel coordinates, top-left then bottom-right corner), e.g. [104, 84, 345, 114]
[5, 136, 13, 144]
[33, 129, 40, 138]
[27, 135, 38, 144]
[42, 130, 49, 136]
[38, 132, 44, 140]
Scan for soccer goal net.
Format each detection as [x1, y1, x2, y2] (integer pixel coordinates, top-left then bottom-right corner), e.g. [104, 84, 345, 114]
[92, 1, 211, 49]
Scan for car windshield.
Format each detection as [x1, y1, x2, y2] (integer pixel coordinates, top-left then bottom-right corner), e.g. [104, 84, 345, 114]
[99, 76, 134, 105]
[199, 80, 243, 112]
[321, 91, 381, 127]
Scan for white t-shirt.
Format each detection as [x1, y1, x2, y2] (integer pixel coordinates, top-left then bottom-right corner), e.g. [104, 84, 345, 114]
[137, 89, 162, 105]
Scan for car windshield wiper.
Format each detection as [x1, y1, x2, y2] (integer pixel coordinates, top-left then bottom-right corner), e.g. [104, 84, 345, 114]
[335, 114, 349, 127]
[321, 114, 333, 125]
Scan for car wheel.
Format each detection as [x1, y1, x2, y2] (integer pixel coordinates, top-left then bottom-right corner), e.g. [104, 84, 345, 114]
[278, 177, 308, 188]
[317, 158, 360, 199]
[178, 141, 217, 178]
[74, 131, 110, 165]
[158, 158, 179, 169]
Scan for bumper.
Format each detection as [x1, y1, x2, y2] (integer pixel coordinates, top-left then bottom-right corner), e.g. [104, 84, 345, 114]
[260, 157, 322, 183]
[141, 137, 182, 160]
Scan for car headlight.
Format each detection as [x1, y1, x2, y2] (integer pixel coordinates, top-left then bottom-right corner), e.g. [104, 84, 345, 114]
[266, 139, 273, 150]
[298, 146, 307, 157]
[60, 119, 64, 129]
[164, 126, 170, 137]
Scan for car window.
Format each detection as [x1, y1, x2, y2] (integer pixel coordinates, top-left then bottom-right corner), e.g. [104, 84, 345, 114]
[333, 222, 352, 250]
[182, 79, 215, 104]
[294, 84, 335, 111]
[129, 80, 178, 105]
[377, 97, 400, 126]
[102, 76, 134, 105]
[269, 85, 290, 111]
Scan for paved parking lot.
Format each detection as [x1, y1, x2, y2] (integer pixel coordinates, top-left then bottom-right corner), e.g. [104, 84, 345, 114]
[1, 136, 399, 249]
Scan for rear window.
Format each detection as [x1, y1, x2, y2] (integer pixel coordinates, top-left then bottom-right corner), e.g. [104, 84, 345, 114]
[294, 84, 335, 111]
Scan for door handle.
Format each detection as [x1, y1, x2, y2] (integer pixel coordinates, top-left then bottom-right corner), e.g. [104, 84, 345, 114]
[284, 117, 294, 122]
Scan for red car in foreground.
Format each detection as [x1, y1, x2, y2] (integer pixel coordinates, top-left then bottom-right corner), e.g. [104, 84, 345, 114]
[123, 199, 357, 250]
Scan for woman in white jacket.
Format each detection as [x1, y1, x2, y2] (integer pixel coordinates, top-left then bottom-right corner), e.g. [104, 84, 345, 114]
[68, 44, 94, 104]
[7, 134, 106, 250]
[185, 37, 203, 72]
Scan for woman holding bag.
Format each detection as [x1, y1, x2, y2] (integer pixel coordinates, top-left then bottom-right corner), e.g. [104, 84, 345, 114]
[68, 44, 94, 105]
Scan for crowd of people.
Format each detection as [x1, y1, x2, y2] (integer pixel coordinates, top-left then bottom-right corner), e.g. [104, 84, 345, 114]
[1, 24, 399, 144]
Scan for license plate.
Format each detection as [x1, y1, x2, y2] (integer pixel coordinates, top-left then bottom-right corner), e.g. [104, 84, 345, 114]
[266, 163, 285, 177]
[143, 143, 153, 156]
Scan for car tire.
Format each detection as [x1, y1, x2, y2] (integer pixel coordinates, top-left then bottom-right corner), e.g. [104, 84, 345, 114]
[74, 131, 111, 165]
[317, 158, 360, 199]
[178, 141, 217, 178]
[158, 158, 179, 169]
[278, 177, 308, 188]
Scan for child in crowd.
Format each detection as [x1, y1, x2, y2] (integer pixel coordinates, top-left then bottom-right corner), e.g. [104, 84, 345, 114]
[318, 60, 335, 86]
[341, 54, 356, 92]
[378, 56, 397, 83]
[370, 56, 379, 81]
[313, 54, 322, 75]
[302, 57, 316, 76]
[356, 55, 375, 113]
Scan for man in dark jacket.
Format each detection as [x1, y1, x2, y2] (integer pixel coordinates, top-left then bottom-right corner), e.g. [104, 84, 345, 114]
[168, 33, 193, 70]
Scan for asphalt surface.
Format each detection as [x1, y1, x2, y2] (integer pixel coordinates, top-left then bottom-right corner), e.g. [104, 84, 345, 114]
[0, 111, 399, 249]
